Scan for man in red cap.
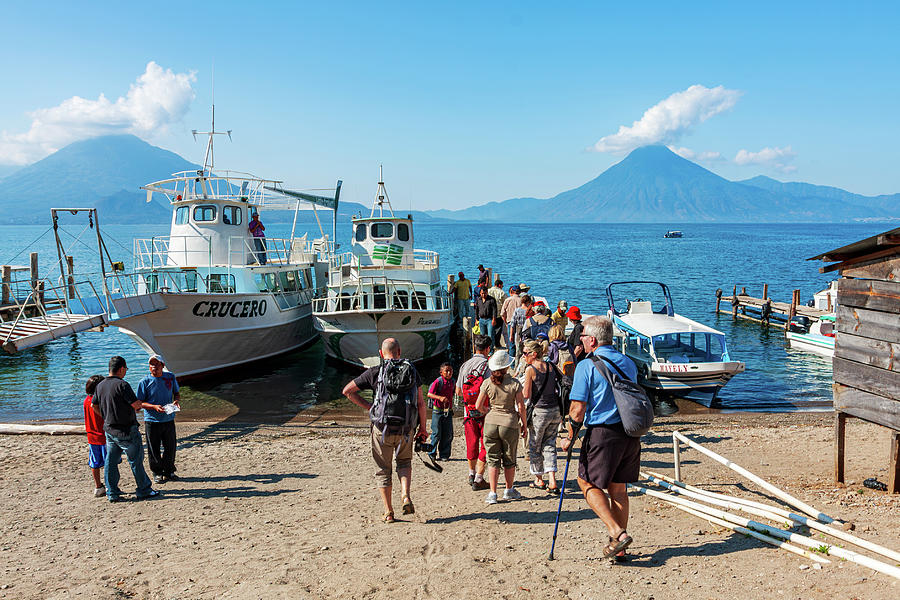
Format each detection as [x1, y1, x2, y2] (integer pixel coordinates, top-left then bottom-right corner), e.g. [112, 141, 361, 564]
[566, 306, 585, 362]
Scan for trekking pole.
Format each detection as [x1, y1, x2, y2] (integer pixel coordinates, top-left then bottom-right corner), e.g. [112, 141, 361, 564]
[549, 440, 576, 560]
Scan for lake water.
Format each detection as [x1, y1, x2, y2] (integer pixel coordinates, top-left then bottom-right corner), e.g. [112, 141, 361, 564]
[0, 219, 887, 422]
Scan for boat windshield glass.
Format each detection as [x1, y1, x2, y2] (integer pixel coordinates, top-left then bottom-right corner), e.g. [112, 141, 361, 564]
[398, 223, 410, 241]
[651, 332, 727, 362]
[175, 206, 189, 225]
[193, 205, 217, 223]
[371, 223, 393, 238]
[355, 224, 367, 242]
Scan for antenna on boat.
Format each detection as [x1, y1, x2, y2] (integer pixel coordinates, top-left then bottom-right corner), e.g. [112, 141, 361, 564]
[371, 164, 395, 218]
[192, 66, 232, 174]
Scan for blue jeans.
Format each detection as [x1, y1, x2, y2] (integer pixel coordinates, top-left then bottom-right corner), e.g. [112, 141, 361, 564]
[456, 299, 471, 319]
[105, 425, 153, 500]
[478, 318, 494, 346]
[253, 237, 267, 264]
[429, 410, 454, 460]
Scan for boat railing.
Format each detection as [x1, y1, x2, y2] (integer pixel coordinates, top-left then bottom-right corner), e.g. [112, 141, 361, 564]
[313, 275, 450, 313]
[134, 236, 318, 270]
[142, 171, 280, 206]
[329, 248, 439, 271]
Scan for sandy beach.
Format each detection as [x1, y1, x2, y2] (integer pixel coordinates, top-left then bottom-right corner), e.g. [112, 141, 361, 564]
[1, 406, 898, 600]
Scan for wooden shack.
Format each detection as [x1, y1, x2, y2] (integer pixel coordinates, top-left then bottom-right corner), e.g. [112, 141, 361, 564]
[810, 226, 900, 492]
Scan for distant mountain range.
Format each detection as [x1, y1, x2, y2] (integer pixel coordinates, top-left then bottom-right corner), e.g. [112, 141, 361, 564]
[0, 137, 896, 224]
[426, 145, 899, 222]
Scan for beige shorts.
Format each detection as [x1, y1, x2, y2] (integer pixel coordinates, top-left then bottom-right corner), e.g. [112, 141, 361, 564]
[483, 422, 519, 469]
[371, 425, 413, 488]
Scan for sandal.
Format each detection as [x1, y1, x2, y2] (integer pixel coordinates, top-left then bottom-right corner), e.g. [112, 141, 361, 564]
[528, 481, 547, 490]
[546, 485, 561, 495]
[608, 536, 629, 562]
[401, 498, 415, 515]
[602, 531, 633, 559]
[383, 511, 395, 523]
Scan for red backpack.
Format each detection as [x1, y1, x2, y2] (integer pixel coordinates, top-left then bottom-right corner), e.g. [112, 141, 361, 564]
[461, 359, 488, 409]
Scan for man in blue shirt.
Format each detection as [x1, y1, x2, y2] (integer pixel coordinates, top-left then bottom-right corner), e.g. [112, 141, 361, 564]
[561, 315, 640, 561]
[136, 354, 180, 484]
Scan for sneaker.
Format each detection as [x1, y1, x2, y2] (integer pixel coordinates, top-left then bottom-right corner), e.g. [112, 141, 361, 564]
[503, 488, 522, 501]
[468, 474, 475, 486]
[472, 479, 490, 491]
[166, 473, 180, 482]
[108, 496, 127, 503]
[485, 491, 498, 505]
[137, 489, 160, 500]
[93, 487, 105, 498]
[153, 475, 166, 484]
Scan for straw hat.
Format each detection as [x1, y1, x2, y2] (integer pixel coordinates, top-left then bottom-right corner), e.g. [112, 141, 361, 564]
[487, 349, 515, 371]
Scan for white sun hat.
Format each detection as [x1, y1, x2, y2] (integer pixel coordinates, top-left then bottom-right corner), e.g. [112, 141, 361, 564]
[487, 349, 515, 372]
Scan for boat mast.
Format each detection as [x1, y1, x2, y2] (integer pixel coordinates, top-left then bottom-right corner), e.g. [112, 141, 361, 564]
[370, 165, 395, 218]
[192, 102, 232, 175]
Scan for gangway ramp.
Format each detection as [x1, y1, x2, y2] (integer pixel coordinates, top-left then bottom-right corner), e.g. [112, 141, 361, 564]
[1, 313, 108, 353]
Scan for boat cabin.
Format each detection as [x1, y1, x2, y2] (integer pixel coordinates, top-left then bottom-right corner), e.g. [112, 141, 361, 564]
[351, 215, 415, 267]
[167, 195, 259, 267]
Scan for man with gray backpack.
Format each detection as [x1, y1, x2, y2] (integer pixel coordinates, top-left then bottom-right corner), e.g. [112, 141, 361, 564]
[559, 315, 651, 562]
[342, 338, 428, 523]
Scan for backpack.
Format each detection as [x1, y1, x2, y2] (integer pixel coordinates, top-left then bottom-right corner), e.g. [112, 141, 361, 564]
[523, 314, 552, 341]
[461, 359, 488, 410]
[589, 355, 654, 438]
[370, 359, 419, 436]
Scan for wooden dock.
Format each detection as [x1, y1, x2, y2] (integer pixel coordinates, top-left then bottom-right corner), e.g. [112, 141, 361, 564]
[715, 285, 830, 330]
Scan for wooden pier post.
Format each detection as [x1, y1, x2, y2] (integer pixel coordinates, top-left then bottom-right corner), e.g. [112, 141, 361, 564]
[66, 256, 75, 300]
[731, 285, 738, 318]
[30, 252, 38, 294]
[741, 286, 747, 296]
[1, 265, 9, 305]
[785, 289, 799, 331]
[763, 283, 768, 300]
[890, 432, 900, 495]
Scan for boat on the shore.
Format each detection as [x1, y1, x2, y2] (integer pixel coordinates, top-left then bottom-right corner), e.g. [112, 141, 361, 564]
[1, 115, 340, 379]
[607, 281, 745, 405]
[664, 230, 684, 238]
[312, 169, 452, 368]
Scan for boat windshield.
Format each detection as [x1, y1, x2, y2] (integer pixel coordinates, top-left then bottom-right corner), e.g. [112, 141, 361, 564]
[651, 332, 729, 362]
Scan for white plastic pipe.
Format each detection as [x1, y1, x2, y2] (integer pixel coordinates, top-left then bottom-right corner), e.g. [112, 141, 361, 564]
[644, 470, 900, 565]
[672, 430, 838, 524]
[630, 483, 900, 580]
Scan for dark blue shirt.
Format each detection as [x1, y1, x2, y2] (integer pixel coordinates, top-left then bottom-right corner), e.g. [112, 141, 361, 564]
[569, 345, 638, 425]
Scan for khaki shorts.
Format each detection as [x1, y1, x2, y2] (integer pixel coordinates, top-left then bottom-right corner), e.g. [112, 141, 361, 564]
[371, 425, 413, 488]
[483, 422, 519, 469]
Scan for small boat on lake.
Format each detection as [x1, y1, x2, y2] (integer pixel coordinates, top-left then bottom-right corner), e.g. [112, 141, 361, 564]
[607, 281, 745, 405]
[786, 314, 835, 358]
[664, 230, 684, 238]
[311, 169, 452, 368]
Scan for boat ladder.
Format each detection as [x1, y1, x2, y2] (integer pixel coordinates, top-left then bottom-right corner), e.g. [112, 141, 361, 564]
[1, 312, 108, 353]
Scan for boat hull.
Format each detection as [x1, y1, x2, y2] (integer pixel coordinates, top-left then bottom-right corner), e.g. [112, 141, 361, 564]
[111, 292, 317, 378]
[314, 309, 452, 368]
[631, 358, 745, 405]
[786, 332, 835, 358]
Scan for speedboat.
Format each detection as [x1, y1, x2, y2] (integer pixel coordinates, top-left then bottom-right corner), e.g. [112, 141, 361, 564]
[311, 168, 452, 368]
[664, 230, 684, 238]
[787, 315, 835, 358]
[607, 281, 745, 405]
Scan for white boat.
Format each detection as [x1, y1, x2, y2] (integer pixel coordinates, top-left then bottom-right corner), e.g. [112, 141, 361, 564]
[607, 281, 745, 405]
[664, 230, 684, 238]
[786, 315, 835, 357]
[312, 169, 452, 368]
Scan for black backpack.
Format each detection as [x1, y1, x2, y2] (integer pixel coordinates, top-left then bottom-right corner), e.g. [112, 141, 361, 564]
[370, 359, 419, 437]
[590, 355, 654, 437]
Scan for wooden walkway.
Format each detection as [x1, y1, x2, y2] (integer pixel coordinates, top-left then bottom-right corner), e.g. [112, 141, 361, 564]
[716, 285, 830, 329]
[0, 312, 107, 353]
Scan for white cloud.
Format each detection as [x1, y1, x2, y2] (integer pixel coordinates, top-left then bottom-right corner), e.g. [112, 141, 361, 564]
[0, 62, 196, 165]
[668, 146, 724, 162]
[734, 145, 797, 172]
[590, 85, 741, 154]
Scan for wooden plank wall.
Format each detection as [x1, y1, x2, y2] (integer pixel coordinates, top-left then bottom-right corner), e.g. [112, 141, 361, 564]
[833, 277, 900, 428]
[833, 271, 900, 492]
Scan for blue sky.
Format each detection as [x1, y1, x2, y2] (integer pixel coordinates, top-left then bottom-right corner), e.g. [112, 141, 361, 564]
[1, 1, 897, 209]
